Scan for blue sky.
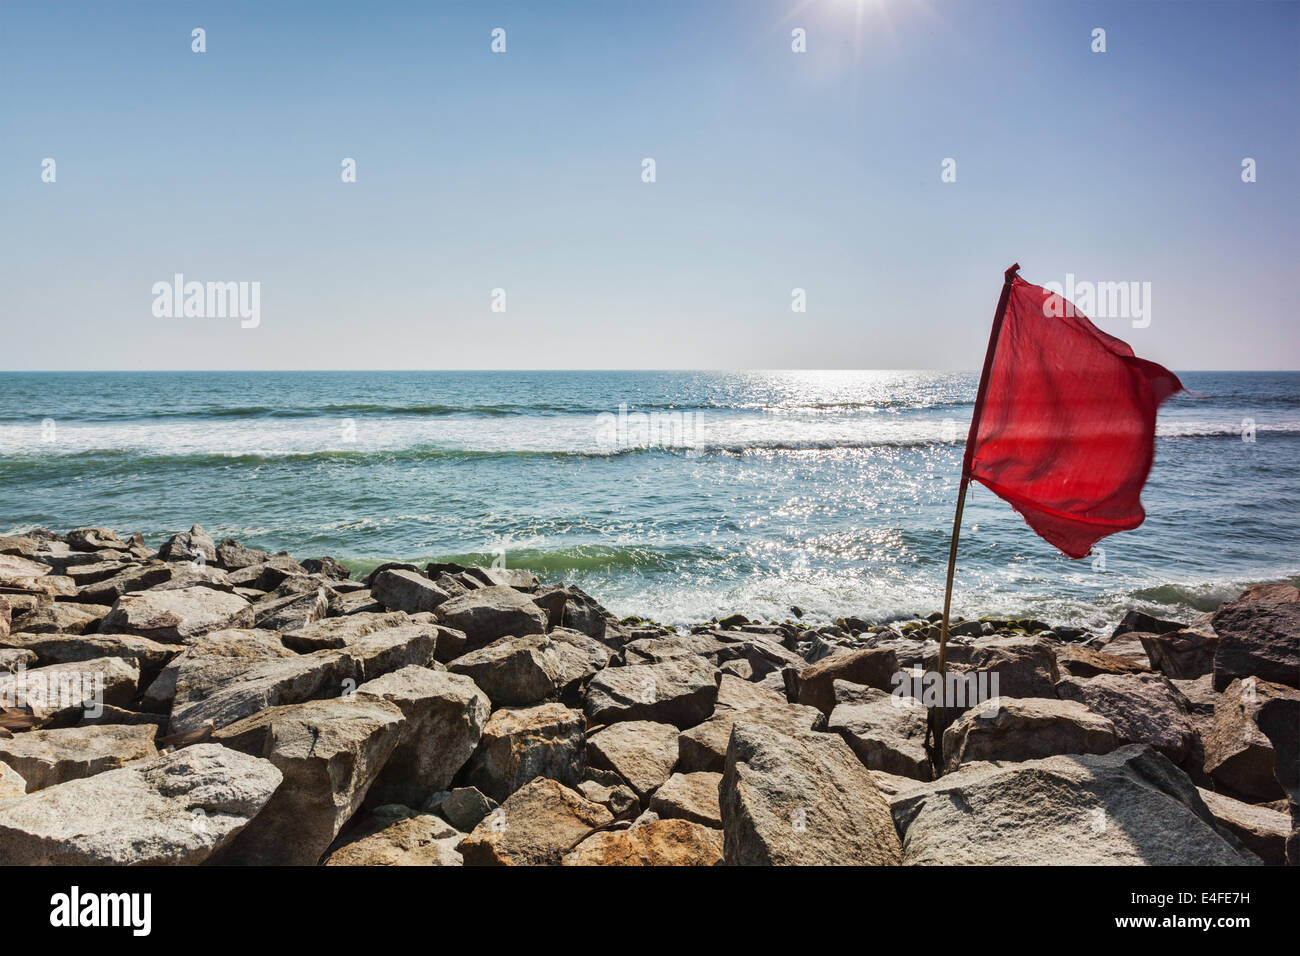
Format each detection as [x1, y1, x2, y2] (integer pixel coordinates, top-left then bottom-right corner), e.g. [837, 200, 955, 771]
[1, 0, 1296, 370]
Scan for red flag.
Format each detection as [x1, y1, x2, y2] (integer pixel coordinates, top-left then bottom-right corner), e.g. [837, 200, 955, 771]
[963, 264, 1184, 559]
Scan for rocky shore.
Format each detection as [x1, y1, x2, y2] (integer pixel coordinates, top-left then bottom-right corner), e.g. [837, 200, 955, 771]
[1, 524, 1296, 866]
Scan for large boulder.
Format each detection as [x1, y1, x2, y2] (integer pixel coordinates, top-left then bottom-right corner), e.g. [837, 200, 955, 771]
[356, 666, 490, 806]
[943, 698, 1119, 772]
[584, 656, 719, 729]
[562, 818, 723, 866]
[0, 744, 281, 864]
[782, 647, 898, 715]
[1, 631, 174, 675]
[99, 586, 254, 644]
[459, 778, 613, 866]
[891, 744, 1260, 865]
[1055, 643, 1151, 679]
[371, 569, 455, 615]
[1212, 593, 1300, 691]
[585, 720, 679, 799]
[0, 657, 139, 726]
[827, 682, 932, 780]
[954, 635, 1061, 700]
[719, 721, 903, 865]
[0, 760, 25, 799]
[213, 696, 406, 865]
[11, 601, 108, 634]
[448, 634, 565, 706]
[323, 805, 462, 866]
[434, 586, 547, 651]
[677, 679, 825, 773]
[142, 628, 293, 712]
[1204, 677, 1299, 801]
[1140, 629, 1219, 679]
[0, 724, 158, 792]
[158, 525, 217, 564]
[278, 611, 412, 652]
[74, 563, 174, 605]
[463, 703, 586, 803]
[1055, 671, 1197, 764]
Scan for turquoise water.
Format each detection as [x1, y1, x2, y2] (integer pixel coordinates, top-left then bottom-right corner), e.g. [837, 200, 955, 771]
[2, 370, 1297, 630]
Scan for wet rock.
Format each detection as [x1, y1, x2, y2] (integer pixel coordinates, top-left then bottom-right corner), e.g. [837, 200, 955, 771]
[459, 778, 612, 866]
[720, 721, 903, 865]
[563, 818, 723, 866]
[1111, 610, 1186, 638]
[943, 698, 1120, 772]
[213, 696, 406, 865]
[463, 703, 586, 803]
[356, 666, 490, 806]
[0, 744, 281, 864]
[892, 744, 1259, 865]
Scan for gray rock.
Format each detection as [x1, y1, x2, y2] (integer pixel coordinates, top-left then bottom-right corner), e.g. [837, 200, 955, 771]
[254, 586, 330, 631]
[1212, 594, 1300, 691]
[74, 563, 174, 604]
[278, 610, 412, 652]
[678, 692, 825, 774]
[372, 568, 455, 614]
[215, 538, 271, 571]
[158, 525, 217, 564]
[0, 744, 282, 864]
[65, 527, 128, 552]
[213, 696, 406, 865]
[1204, 677, 1298, 801]
[142, 628, 294, 712]
[356, 666, 490, 806]
[435, 585, 547, 651]
[943, 697, 1120, 772]
[437, 787, 497, 832]
[449, 633, 565, 706]
[99, 586, 255, 644]
[1197, 787, 1290, 864]
[0, 724, 158, 792]
[586, 720, 679, 798]
[720, 721, 903, 865]
[1140, 629, 1219, 679]
[3, 631, 175, 674]
[13, 601, 108, 634]
[827, 681, 932, 780]
[0, 657, 139, 726]
[0, 760, 25, 799]
[584, 656, 720, 729]
[463, 702, 586, 803]
[782, 646, 899, 715]
[0, 648, 36, 674]
[576, 779, 638, 820]
[1056, 671, 1196, 763]
[892, 744, 1260, 865]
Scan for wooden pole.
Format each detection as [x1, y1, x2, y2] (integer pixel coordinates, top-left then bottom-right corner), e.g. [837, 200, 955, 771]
[928, 263, 1020, 769]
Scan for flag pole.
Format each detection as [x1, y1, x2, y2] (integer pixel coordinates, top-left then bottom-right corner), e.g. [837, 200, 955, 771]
[929, 262, 1020, 767]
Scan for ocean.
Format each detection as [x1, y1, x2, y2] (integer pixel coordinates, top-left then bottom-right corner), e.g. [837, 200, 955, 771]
[1, 370, 1296, 632]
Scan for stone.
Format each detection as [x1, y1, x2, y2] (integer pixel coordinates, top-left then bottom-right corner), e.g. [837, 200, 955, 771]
[0, 649, 36, 674]
[563, 818, 723, 866]
[584, 656, 719, 729]
[782, 646, 898, 715]
[278, 610, 412, 652]
[1140, 629, 1219, 679]
[227, 554, 308, 591]
[435, 585, 547, 651]
[827, 682, 932, 780]
[1095, 632, 1152, 668]
[99, 586, 255, 644]
[586, 720, 679, 798]
[577, 780, 638, 820]
[323, 805, 462, 866]
[301, 555, 351, 580]
[13, 601, 108, 634]
[0, 724, 158, 792]
[559, 587, 610, 642]
[1212, 597, 1300, 691]
[438, 787, 497, 832]
[466, 566, 539, 592]
[356, 666, 490, 806]
[1111, 610, 1186, 638]
[1055, 671, 1197, 764]
[0, 657, 139, 727]
[720, 721, 903, 865]
[957, 635, 1061, 700]
[648, 771, 722, 827]
[677, 695, 825, 774]
[943, 697, 1120, 771]
[215, 538, 270, 571]
[0, 552, 52, 590]
[449, 633, 565, 706]
[547, 627, 613, 695]
[463, 703, 586, 803]
[372, 568, 454, 614]
[0, 760, 25, 799]
[0, 744, 281, 864]
[142, 628, 294, 712]
[1056, 643, 1151, 679]
[213, 696, 406, 865]
[3, 631, 175, 675]
[1204, 678, 1299, 801]
[74, 563, 174, 604]
[1197, 787, 1290, 865]
[254, 587, 330, 631]
[459, 778, 612, 866]
[892, 745, 1260, 865]
[158, 524, 217, 564]
[65, 527, 128, 552]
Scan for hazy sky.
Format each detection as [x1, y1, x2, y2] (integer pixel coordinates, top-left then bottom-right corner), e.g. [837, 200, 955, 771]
[2, 0, 1297, 370]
